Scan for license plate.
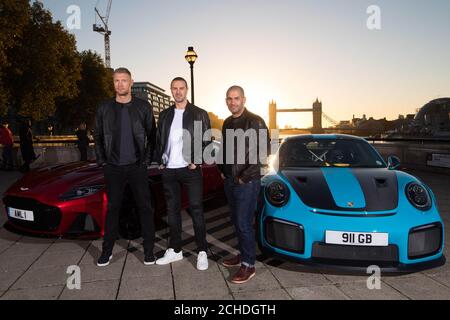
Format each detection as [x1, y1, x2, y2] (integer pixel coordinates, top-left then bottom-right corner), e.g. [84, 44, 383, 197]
[7, 207, 34, 222]
[325, 231, 388, 247]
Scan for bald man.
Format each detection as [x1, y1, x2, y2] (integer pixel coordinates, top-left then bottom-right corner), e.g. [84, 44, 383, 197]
[218, 86, 270, 284]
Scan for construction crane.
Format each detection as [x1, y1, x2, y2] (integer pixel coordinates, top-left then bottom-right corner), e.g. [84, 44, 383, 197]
[93, 0, 112, 68]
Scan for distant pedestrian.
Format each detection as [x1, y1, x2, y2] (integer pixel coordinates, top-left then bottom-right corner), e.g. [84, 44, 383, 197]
[0, 120, 14, 170]
[76, 122, 90, 161]
[19, 119, 39, 172]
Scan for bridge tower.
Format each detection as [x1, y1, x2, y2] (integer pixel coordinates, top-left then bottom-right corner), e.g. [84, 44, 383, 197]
[312, 98, 324, 133]
[269, 100, 277, 131]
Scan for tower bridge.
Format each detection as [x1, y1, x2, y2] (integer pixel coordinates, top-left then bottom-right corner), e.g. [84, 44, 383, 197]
[269, 98, 338, 134]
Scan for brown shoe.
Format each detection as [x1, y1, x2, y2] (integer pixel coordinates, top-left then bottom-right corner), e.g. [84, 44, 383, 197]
[231, 265, 256, 284]
[222, 254, 241, 268]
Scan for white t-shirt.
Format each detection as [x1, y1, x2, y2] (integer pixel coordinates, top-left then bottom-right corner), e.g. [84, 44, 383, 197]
[163, 108, 189, 169]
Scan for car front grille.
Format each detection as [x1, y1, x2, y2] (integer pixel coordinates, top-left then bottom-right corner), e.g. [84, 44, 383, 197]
[311, 242, 399, 267]
[3, 196, 62, 232]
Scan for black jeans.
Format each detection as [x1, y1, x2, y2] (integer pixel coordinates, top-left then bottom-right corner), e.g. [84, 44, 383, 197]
[103, 163, 155, 254]
[1, 145, 13, 169]
[78, 146, 87, 161]
[224, 178, 261, 267]
[162, 167, 207, 252]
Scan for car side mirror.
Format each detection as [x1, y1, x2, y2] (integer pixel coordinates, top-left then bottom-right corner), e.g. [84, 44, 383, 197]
[387, 155, 401, 170]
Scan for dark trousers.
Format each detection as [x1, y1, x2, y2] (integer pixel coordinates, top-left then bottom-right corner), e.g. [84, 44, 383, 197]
[103, 163, 155, 254]
[1, 145, 13, 169]
[161, 167, 207, 252]
[224, 178, 261, 267]
[78, 146, 87, 161]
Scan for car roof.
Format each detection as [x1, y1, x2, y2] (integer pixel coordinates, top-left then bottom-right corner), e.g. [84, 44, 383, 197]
[283, 134, 366, 142]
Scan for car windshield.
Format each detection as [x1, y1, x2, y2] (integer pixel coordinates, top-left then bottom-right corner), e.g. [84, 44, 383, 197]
[278, 138, 386, 168]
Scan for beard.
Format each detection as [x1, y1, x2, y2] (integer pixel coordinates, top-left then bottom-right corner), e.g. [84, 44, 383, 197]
[117, 91, 129, 97]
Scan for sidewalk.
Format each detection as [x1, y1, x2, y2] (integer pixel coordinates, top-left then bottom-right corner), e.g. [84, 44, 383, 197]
[0, 169, 449, 300]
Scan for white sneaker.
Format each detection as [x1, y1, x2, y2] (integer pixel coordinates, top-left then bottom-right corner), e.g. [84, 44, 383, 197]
[156, 248, 183, 265]
[197, 251, 209, 271]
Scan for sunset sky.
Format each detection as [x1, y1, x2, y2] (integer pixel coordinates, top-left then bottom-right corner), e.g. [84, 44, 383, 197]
[41, 0, 450, 128]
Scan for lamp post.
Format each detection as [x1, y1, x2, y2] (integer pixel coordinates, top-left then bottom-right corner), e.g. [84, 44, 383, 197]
[185, 46, 198, 104]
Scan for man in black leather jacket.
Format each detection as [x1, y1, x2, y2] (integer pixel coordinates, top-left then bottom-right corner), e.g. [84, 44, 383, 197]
[155, 77, 211, 271]
[94, 67, 156, 267]
[218, 85, 270, 284]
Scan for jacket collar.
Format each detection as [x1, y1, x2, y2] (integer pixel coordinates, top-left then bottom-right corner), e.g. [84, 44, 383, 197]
[170, 101, 193, 113]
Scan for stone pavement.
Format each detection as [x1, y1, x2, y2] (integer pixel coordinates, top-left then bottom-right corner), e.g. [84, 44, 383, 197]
[0, 169, 449, 300]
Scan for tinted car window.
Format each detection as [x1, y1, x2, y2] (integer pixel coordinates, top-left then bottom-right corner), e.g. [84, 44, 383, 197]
[279, 139, 386, 168]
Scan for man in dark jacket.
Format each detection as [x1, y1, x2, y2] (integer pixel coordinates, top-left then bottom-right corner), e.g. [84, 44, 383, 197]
[155, 77, 211, 271]
[218, 85, 270, 284]
[19, 119, 38, 172]
[75, 122, 90, 161]
[94, 67, 156, 267]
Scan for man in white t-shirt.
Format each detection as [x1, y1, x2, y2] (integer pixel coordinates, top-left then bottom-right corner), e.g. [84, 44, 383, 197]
[155, 77, 212, 271]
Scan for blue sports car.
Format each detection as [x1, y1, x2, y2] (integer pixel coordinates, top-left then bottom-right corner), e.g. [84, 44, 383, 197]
[258, 134, 445, 272]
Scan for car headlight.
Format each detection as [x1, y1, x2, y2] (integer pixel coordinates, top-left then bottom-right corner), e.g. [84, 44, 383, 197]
[405, 182, 432, 211]
[265, 181, 290, 207]
[59, 185, 104, 201]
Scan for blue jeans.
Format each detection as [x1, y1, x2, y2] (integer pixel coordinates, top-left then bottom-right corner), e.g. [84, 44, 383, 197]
[224, 178, 261, 267]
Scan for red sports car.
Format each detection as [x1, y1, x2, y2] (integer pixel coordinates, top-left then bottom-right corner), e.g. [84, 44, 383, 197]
[2, 161, 224, 239]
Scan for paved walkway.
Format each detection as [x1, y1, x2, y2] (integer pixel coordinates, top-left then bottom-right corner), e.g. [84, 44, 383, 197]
[0, 169, 449, 300]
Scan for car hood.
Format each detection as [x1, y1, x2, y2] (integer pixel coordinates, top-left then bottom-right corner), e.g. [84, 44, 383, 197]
[5, 162, 105, 201]
[281, 167, 399, 213]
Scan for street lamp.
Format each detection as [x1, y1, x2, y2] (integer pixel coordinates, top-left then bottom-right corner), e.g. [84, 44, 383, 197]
[185, 46, 198, 104]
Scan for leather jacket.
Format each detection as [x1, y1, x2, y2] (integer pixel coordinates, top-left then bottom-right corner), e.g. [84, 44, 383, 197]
[94, 97, 156, 166]
[218, 108, 270, 184]
[155, 102, 211, 165]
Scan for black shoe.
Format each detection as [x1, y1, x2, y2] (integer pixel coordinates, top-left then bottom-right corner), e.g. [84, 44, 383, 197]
[144, 254, 156, 266]
[97, 251, 113, 267]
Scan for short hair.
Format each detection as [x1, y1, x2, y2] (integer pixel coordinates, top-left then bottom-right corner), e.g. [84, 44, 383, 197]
[114, 67, 132, 77]
[226, 85, 245, 97]
[171, 77, 188, 88]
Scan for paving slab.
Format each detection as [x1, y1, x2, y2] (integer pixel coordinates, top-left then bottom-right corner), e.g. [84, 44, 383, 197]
[0, 270, 26, 292]
[31, 249, 85, 269]
[0, 285, 64, 300]
[173, 268, 231, 300]
[0, 253, 39, 272]
[77, 261, 125, 283]
[427, 271, 450, 290]
[288, 285, 349, 300]
[234, 289, 292, 300]
[59, 280, 120, 300]
[11, 265, 69, 290]
[267, 263, 332, 288]
[383, 274, 450, 300]
[46, 240, 91, 253]
[117, 276, 174, 300]
[338, 281, 408, 300]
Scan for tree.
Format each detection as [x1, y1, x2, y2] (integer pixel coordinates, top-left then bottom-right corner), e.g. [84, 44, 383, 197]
[3, 1, 81, 121]
[56, 50, 114, 132]
[0, 0, 30, 117]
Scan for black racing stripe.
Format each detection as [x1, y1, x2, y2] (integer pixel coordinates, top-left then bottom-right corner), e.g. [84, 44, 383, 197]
[351, 168, 398, 211]
[282, 168, 397, 213]
[282, 169, 346, 211]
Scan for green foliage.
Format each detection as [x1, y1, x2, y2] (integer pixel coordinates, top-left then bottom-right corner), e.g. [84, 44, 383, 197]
[57, 50, 114, 130]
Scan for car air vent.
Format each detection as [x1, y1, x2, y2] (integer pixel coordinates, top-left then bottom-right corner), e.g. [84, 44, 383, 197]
[375, 178, 387, 187]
